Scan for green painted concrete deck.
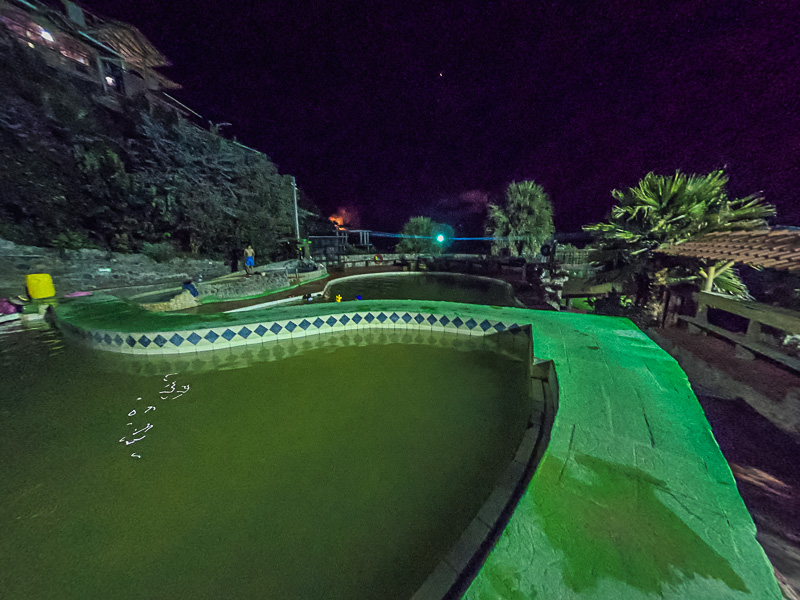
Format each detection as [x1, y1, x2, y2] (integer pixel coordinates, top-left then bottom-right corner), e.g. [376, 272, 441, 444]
[464, 310, 780, 600]
[55, 297, 781, 599]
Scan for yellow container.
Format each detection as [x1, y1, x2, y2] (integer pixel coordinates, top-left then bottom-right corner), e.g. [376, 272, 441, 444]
[26, 273, 56, 299]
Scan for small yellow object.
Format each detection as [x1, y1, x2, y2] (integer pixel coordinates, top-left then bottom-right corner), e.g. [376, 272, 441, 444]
[26, 273, 56, 299]
[335, 295, 342, 302]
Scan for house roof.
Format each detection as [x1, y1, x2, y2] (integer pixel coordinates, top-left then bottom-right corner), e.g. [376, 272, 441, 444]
[657, 228, 800, 272]
[86, 20, 170, 69]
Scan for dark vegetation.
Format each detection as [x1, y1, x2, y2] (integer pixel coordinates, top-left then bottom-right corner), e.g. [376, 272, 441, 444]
[0, 29, 317, 260]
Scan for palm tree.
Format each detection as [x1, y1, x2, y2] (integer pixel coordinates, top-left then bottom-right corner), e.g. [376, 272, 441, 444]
[584, 169, 775, 308]
[396, 216, 449, 255]
[486, 181, 555, 258]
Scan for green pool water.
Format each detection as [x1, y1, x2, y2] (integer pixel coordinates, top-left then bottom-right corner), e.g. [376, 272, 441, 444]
[324, 273, 519, 306]
[0, 324, 531, 600]
[182, 271, 519, 316]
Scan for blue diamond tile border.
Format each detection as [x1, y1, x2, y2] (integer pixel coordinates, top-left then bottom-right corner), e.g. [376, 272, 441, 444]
[74, 311, 525, 355]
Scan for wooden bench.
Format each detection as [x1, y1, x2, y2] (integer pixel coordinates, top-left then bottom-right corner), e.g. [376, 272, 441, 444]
[678, 291, 800, 373]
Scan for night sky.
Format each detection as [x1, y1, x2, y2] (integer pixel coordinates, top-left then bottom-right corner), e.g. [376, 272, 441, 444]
[82, 0, 800, 235]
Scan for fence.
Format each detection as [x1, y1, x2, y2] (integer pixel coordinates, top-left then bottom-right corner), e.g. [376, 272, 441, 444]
[679, 291, 800, 373]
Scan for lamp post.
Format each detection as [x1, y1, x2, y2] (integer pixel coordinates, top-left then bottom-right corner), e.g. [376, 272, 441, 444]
[291, 176, 300, 241]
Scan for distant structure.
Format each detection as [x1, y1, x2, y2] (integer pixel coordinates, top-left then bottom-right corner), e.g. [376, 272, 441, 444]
[0, 0, 186, 116]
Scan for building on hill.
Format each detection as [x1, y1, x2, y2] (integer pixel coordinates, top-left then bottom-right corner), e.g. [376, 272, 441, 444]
[0, 0, 185, 115]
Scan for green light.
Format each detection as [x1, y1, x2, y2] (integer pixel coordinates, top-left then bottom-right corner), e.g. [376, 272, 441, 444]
[435, 234, 445, 243]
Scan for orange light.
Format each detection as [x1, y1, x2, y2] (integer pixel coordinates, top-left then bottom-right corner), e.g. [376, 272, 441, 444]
[329, 206, 360, 230]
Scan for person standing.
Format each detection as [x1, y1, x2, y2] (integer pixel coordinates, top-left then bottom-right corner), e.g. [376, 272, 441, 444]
[243, 244, 255, 276]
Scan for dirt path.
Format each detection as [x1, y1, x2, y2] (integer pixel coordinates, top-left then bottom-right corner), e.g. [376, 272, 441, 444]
[698, 394, 800, 598]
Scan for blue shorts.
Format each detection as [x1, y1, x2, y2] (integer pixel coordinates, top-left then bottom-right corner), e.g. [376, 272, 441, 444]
[245, 256, 254, 267]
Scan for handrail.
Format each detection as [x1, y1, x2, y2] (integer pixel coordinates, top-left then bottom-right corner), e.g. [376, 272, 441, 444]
[694, 291, 800, 334]
[681, 291, 800, 371]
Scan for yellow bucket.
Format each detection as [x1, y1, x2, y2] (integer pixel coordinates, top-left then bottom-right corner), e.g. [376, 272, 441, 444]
[26, 273, 56, 299]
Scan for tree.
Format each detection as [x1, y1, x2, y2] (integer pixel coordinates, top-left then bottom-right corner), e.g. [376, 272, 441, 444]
[486, 180, 555, 258]
[584, 169, 775, 313]
[396, 216, 449, 255]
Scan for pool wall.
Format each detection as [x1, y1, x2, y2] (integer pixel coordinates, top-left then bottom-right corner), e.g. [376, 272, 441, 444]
[412, 357, 557, 600]
[87, 327, 533, 377]
[55, 303, 524, 354]
[53, 297, 783, 599]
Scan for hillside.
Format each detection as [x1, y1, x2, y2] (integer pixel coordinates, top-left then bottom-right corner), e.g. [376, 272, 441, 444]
[0, 27, 309, 260]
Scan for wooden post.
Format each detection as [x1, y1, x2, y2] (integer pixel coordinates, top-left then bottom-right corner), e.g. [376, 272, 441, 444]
[746, 319, 762, 342]
[702, 264, 716, 292]
[695, 295, 709, 324]
[688, 293, 710, 334]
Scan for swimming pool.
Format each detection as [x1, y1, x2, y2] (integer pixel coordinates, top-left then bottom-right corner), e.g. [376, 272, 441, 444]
[182, 270, 522, 315]
[322, 272, 521, 307]
[9, 293, 784, 600]
[0, 323, 533, 599]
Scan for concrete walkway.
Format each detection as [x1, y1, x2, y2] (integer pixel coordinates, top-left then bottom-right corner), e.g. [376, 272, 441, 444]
[464, 311, 781, 600]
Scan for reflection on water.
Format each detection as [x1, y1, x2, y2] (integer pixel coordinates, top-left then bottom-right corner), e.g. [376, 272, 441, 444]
[120, 373, 192, 459]
[0, 320, 65, 361]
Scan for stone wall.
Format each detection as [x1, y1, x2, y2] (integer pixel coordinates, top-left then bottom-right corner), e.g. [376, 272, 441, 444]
[139, 272, 293, 312]
[197, 271, 289, 301]
[140, 290, 200, 312]
[0, 238, 229, 298]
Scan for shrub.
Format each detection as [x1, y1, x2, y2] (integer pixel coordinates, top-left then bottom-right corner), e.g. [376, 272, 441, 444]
[52, 231, 96, 250]
[141, 241, 176, 263]
[588, 294, 653, 328]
